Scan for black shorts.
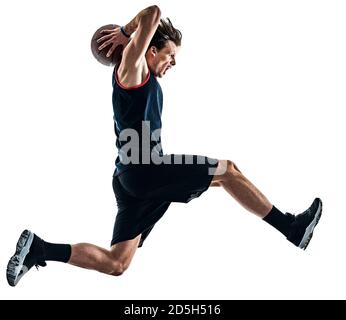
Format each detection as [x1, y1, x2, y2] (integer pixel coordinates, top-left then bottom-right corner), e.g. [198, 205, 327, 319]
[111, 154, 219, 247]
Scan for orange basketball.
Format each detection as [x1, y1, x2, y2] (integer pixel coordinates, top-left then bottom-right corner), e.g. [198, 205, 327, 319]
[91, 24, 124, 67]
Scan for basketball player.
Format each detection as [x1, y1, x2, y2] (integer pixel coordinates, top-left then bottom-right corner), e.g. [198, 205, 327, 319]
[7, 5, 322, 287]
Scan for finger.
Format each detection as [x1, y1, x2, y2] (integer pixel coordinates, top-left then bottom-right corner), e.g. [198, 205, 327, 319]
[100, 29, 114, 34]
[98, 39, 113, 51]
[96, 34, 113, 43]
[106, 43, 117, 57]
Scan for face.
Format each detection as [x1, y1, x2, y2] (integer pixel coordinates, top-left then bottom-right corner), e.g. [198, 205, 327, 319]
[147, 40, 180, 78]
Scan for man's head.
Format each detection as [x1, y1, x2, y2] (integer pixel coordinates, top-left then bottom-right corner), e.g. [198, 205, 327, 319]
[145, 18, 182, 78]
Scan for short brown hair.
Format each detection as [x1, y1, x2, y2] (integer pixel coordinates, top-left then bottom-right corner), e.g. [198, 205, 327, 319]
[148, 18, 182, 51]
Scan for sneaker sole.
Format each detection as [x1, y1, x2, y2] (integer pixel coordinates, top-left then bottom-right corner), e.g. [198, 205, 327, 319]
[6, 230, 34, 287]
[298, 199, 323, 250]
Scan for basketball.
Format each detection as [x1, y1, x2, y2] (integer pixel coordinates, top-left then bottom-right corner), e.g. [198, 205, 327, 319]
[91, 24, 124, 67]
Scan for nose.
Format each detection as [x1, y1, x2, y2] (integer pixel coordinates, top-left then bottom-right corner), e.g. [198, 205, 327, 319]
[171, 58, 176, 66]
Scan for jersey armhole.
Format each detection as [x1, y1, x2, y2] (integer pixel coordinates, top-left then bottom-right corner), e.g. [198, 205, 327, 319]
[114, 68, 151, 90]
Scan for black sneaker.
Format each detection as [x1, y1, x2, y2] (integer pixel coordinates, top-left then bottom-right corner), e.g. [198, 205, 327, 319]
[287, 198, 323, 250]
[6, 230, 46, 287]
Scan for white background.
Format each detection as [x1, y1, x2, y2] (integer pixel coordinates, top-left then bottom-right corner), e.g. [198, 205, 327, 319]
[0, 0, 345, 300]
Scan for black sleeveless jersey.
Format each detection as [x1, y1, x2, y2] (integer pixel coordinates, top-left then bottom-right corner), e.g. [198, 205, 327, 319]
[112, 68, 164, 176]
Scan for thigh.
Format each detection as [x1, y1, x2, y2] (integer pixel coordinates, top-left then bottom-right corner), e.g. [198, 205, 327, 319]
[118, 154, 219, 203]
[112, 175, 172, 248]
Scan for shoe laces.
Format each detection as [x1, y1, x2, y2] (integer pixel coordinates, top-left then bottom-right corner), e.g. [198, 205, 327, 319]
[12, 256, 20, 265]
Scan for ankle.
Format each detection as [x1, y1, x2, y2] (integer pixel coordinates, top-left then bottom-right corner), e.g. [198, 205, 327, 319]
[263, 206, 294, 238]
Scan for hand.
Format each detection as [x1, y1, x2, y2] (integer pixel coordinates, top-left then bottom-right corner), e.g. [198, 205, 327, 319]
[97, 27, 130, 57]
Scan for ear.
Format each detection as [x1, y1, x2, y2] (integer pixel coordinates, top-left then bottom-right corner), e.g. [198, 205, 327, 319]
[150, 46, 158, 57]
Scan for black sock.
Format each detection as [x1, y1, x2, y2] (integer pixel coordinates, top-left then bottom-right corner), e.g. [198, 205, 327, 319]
[263, 206, 294, 238]
[42, 240, 72, 263]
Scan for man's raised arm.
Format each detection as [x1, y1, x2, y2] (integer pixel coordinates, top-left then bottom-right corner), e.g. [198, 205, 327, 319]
[121, 5, 161, 67]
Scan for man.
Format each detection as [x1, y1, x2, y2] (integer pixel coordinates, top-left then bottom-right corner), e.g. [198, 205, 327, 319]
[7, 5, 322, 287]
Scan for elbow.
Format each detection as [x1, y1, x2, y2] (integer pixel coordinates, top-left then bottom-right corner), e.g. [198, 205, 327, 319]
[149, 5, 161, 15]
[139, 5, 161, 27]
[148, 5, 161, 22]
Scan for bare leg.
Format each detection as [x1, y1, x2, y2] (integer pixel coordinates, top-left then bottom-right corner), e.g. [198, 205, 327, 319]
[211, 160, 272, 218]
[68, 235, 141, 276]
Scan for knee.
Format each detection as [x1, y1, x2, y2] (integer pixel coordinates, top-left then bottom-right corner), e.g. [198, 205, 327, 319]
[220, 160, 241, 180]
[110, 269, 124, 277]
[109, 261, 128, 277]
[227, 160, 241, 175]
